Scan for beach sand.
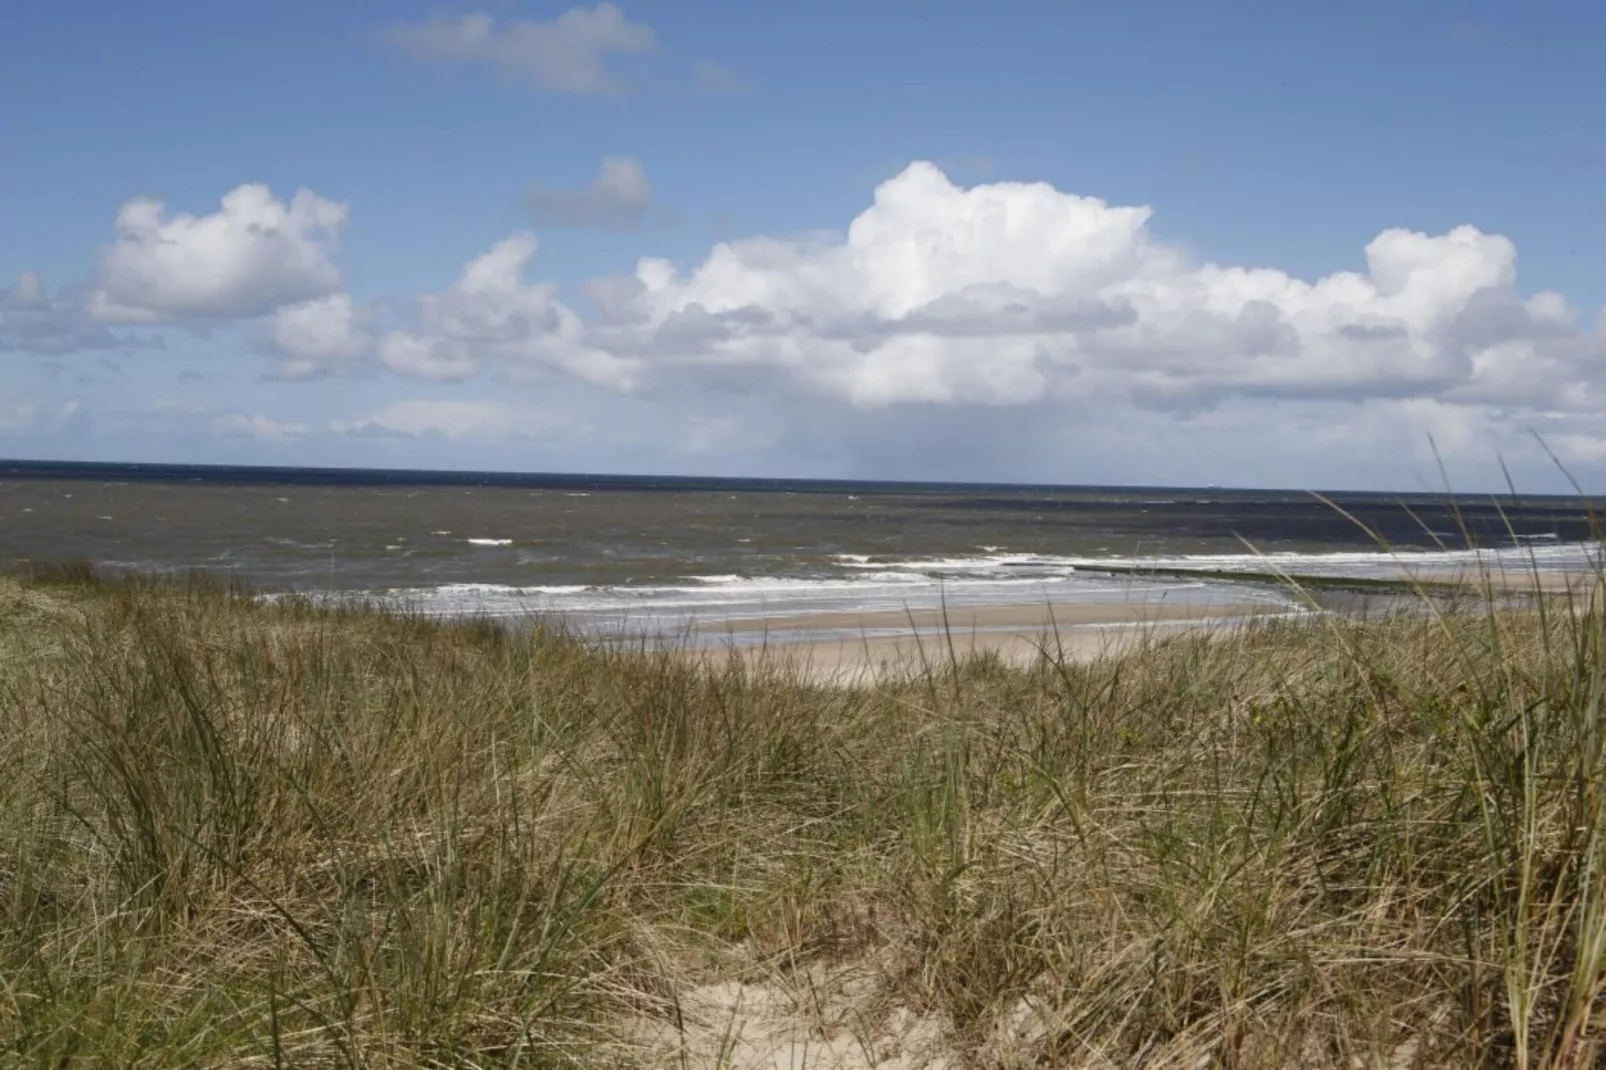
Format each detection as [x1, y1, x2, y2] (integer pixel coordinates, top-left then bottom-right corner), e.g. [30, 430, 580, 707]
[678, 567, 1606, 685]
[686, 596, 1299, 684]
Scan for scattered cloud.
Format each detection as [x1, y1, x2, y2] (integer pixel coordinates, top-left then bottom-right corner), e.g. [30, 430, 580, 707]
[0, 396, 85, 436]
[88, 184, 347, 324]
[692, 60, 750, 95]
[1, 272, 158, 354]
[212, 412, 309, 439]
[16, 161, 1606, 486]
[267, 293, 374, 378]
[330, 399, 578, 441]
[382, 4, 656, 96]
[524, 155, 656, 229]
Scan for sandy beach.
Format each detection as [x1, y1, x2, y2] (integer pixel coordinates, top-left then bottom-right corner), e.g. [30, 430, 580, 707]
[681, 566, 1606, 684]
[687, 594, 1302, 684]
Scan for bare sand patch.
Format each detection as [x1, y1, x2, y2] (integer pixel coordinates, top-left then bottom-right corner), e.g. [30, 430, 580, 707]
[684, 597, 1296, 684]
[619, 966, 957, 1069]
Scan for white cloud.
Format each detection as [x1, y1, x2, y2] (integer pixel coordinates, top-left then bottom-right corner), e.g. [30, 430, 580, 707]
[538, 161, 1606, 417]
[525, 155, 655, 228]
[383, 5, 656, 96]
[379, 232, 638, 388]
[338, 159, 1606, 485]
[331, 399, 577, 441]
[88, 184, 347, 324]
[22, 160, 1606, 487]
[1551, 433, 1606, 465]
[352, 161, 1606, 486]
[376, 332, 483, 382]
[268, 293, 373, 378]
[212, 413, 309, 439]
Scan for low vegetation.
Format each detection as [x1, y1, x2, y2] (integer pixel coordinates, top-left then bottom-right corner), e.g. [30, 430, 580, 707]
[3, 565, 1606, 1066]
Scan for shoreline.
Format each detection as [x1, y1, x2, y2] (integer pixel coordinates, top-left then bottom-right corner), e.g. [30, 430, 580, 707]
[684, 594, 1305, 684]
[243, 560, 1606, 687]
[676, 567, 1602, 684]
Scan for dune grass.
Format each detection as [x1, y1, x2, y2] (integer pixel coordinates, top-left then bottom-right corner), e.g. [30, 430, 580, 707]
[3, 565, 1606, 1066]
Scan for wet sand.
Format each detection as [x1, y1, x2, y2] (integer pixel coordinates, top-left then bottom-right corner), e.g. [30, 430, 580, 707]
[687, 596, 1299, 684]
[680, 568, 1606, 685]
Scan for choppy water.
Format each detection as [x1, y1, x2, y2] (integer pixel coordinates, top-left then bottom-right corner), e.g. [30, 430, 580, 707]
[2, 460, 1600, 636]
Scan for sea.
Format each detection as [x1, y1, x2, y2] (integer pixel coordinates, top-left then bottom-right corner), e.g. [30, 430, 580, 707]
[2, 460, 1602, 640]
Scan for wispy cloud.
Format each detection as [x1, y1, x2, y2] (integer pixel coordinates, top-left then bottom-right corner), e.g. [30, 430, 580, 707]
[524, 156, 657, 229]
[1, 272, 161, 355]
[213, 413, 309, 440]
[692, 60, 751, 95]
[382, 5, 657, 96]
[330, 400, 580, 441]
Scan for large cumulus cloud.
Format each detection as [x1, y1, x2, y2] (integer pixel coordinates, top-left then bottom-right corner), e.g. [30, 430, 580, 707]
[385, 162, 1603, 428]
[598, 164, 1604, 413]
[88, 184, 348, 324]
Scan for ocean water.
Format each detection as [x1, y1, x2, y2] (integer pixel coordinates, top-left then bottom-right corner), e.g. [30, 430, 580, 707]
[2, 460, 1601, 638]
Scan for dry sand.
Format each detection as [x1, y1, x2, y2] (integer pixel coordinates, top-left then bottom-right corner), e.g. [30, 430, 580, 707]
[1455, 567, 1602, 593]
[686, 597, 1299, 685]
[677, 567, 1606, 685]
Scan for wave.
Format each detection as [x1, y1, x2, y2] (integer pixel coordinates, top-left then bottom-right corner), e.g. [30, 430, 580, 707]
[301, 566, 1291, 635]
[286, 538, 1601, 636]
[833, 541, 1602, 582]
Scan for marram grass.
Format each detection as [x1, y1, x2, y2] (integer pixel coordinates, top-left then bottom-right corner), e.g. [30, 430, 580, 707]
[3, 567, 1606, 1067]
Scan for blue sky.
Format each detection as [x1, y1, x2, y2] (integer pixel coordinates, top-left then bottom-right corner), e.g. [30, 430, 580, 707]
[2, 0, 1603, 490]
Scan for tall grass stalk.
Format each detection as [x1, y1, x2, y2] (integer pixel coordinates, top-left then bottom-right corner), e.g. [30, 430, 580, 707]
[2, 564, 1606, 1065]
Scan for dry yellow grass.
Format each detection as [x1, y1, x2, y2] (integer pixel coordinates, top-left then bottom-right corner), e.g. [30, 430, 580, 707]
[3, 566, 1606, 1067]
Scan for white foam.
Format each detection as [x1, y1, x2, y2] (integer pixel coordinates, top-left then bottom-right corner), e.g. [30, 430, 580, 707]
[1081, 541, 1601, 578]
[319, 564, 1286, 638]
[833, 542, 1602, 582]
[297, 538, 1601, 641]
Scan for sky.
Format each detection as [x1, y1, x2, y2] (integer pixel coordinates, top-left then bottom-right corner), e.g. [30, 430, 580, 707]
[2, 0, 1604, 492]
